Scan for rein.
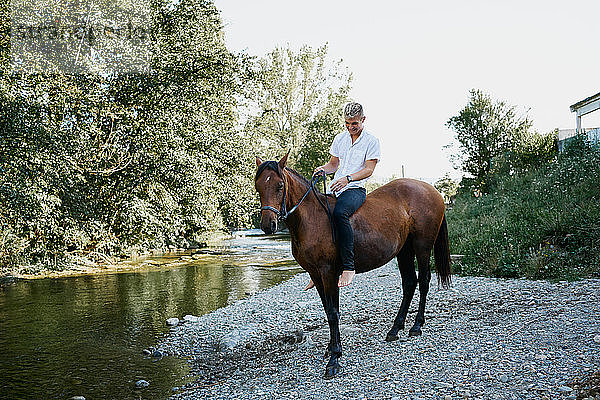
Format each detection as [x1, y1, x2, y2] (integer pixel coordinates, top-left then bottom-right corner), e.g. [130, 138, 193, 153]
[311, 172, 336, 243]
[260, 170, 336, 242]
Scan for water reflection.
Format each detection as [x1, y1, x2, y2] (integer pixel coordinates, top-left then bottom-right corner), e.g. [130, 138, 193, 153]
[0, 230, 299, 399]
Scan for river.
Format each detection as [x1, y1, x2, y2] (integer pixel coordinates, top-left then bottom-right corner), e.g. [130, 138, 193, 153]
[0, 230, 299, 400]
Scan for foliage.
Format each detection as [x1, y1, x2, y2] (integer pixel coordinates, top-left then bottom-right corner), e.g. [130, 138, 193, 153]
[447, 135, 600, 280]
[446, 89, 555, 193]
[434, 173, 459, 203]
[295, 89, 351, 178]
[489, 128, 557, 182]
[245, 44, 352, 175]
[0, 0, 255, 272]
[0, 2, 357, 274]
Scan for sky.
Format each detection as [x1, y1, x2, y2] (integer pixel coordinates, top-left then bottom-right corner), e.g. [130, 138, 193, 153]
[213, 0, 600, 183]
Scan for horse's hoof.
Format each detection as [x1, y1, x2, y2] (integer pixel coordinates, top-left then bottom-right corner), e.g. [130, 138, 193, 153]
[324, 365, 342, 379]
[385, 333, 399, 342]
[408, 328, 422, 337]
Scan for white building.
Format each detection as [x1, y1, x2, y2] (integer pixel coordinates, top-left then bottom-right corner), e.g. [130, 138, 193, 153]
[557, 92, 600, 151]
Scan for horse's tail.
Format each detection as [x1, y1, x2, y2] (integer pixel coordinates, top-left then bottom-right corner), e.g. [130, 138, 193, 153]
[434, 215, 452, 288]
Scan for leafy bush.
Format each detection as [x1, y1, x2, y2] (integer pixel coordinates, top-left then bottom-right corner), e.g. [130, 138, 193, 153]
[0, 2, 354, 274]
[447, 135, 600, 280]
[0, 0, 255, 273]
[447, 90, 557, 194]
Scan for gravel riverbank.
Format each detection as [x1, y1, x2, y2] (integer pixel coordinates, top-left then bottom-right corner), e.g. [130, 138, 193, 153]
[159, 261, 600, 400]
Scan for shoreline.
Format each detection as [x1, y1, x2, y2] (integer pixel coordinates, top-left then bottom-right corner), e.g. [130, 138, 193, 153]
[159, 261, 600, 399]
[0, 232, 239, 280]
[0, 249, 227, 281]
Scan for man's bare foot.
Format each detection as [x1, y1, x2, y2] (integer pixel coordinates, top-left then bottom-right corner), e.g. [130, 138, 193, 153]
[338, 270, 355, 287]
[304, 279, 315, 290]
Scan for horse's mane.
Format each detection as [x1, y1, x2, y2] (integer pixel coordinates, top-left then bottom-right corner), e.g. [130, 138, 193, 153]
[284, 167, 310, 186]
[255, 161, 335, 198]
[255, 160, 281, 181]
[254, 161, 310, 186]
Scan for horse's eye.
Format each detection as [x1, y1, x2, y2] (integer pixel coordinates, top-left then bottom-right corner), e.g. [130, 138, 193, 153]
[277, 183, 284, 191]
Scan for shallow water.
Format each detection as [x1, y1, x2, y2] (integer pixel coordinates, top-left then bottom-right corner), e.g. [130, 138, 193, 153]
[0, 230, 298, 400]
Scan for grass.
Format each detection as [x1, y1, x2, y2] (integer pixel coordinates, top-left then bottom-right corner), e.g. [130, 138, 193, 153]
[447, 140, 600, 280]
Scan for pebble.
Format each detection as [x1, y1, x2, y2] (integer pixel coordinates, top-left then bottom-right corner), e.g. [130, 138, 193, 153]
[158, 262, 600, 400]
[219, 324, 259, 350]
[183, 315, 200, 323]
[135, 380, 149, 389]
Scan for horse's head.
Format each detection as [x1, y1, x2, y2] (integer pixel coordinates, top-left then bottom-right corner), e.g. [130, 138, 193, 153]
[254, 152, 289, 234]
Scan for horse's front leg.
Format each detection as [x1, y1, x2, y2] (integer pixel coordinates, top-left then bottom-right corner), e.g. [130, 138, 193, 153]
[315, 273, 342, 378]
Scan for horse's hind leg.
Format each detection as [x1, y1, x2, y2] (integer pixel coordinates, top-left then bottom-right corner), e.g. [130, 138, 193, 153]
[385, 240, 416, 342]
[409, 246, 432, 336]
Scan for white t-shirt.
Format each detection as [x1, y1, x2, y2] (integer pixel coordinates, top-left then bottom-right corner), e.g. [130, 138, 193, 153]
[328, 128, 381, 196]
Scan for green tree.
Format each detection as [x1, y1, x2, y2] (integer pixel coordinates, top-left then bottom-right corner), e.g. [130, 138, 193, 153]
[295, 89, 351, 178]
[492, 128, 557, 178]
[434, 173, 459, 203]
[0, 0, 254, 271]
[446, 89, 531, 192]
[245, 44, 352, 174]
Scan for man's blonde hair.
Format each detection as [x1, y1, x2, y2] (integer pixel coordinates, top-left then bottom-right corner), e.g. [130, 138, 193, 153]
[344, 102, 364, 119]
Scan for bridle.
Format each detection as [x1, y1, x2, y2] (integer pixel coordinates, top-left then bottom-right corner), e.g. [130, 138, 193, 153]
[260, 170, 336, 241]
[260, 171, 323, 221]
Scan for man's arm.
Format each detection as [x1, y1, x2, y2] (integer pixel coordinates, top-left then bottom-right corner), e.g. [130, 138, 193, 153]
[329, 159, 378, 193]
[314, 156, 340, 176]
[347, 159, 377, 181]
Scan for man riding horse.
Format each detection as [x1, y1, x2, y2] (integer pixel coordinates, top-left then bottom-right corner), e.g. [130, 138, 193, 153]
[255, 103, 450, 378]
[306, 102, 381, 289]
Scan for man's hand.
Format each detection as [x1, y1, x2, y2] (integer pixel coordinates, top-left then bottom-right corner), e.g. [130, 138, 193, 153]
[330, 176, 349, 192]
[313, 156, 340, 177]
[313, 165, 326, 177]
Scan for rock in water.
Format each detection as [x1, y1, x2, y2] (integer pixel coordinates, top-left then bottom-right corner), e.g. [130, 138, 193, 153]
[135, 380, 150, 389]
[152, 350, 163, 358]
[166, 317, 179, 326]
[70, 397, 86, 400]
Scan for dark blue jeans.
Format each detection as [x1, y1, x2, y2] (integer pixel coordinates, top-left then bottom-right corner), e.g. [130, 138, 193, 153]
[333, 188, 366, 271]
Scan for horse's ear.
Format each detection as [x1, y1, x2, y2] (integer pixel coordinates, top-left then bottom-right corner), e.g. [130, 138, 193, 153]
[256, 156, 263, 167]
[278, 150, 290, 169]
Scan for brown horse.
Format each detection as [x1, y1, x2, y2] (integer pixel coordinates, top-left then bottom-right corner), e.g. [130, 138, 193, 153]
[254, 153, 451, 378]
